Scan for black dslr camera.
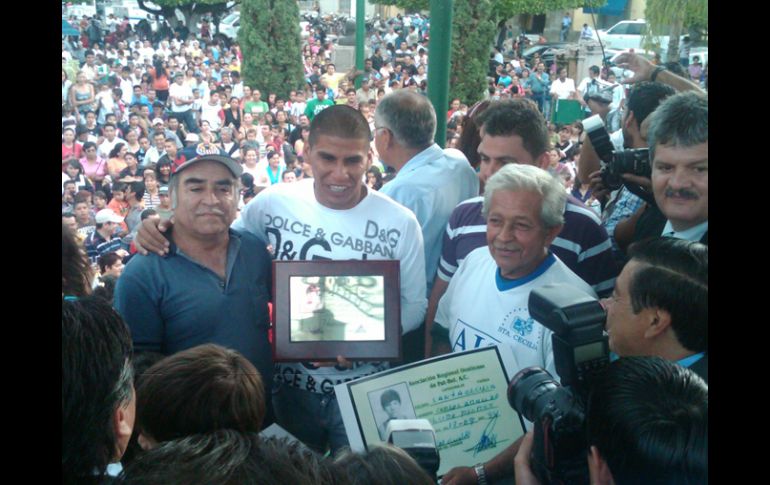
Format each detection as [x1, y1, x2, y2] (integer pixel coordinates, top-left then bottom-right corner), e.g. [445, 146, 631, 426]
[508, 284, 609, 485]
[583, 114, 651, 191]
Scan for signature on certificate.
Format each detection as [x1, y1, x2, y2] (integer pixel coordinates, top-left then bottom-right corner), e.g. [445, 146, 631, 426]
[464, 413, 503, 457]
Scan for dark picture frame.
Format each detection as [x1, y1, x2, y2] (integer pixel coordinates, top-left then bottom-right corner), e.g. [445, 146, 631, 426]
[272, 260, 401, 362]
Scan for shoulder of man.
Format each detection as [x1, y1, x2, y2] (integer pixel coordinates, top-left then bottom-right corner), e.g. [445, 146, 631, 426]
[547, 255, 598, 297]
[449, 196, 484, 226]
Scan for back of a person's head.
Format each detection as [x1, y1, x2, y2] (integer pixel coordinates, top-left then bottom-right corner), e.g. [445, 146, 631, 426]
[136, 344, 265, 444]
[374, 90, 436, 149]
[62, 296, 134, 484]
[334, 444, 435, 485]
[121, 431, 343, 485]
[627, 238, 707, 353]
[626, 82, 676, 126]
[587, 356, 708, 485]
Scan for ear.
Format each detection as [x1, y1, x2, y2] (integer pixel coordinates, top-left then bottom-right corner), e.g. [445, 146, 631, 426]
[643, 307, 672, 339]
[536, 151, 551, 170]
[588, 446, 616, 485]
[112, 399, 135, 460]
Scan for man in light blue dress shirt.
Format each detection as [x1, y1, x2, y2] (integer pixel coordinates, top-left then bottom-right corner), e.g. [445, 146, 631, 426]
[375, 90, 479, 361]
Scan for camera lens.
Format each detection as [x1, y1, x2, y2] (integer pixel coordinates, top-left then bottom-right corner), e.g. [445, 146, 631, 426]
[508, 367, 560, 422]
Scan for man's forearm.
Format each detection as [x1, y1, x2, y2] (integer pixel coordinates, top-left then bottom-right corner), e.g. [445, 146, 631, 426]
[484, 437, 524, 481]
[424, 276, 450, 357]
[577, 134, 602, 183]
[658, 70, 704, 94]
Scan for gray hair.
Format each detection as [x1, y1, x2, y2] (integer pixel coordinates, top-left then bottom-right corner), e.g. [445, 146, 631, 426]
[647, 91, 708, 161]
[374, 90, 436, 148]
[482, 164, 566, 229]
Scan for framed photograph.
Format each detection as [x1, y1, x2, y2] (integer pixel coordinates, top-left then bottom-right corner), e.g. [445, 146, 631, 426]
[272, 260, 401, 362]
[335, 345, 527, 478]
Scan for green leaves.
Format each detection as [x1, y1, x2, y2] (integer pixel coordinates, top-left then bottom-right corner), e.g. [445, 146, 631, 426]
[239, 0, 305, 98]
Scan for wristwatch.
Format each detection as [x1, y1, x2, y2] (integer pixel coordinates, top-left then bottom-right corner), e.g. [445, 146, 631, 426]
[474, 463, 488, 485]
[650, 65, 666, 83]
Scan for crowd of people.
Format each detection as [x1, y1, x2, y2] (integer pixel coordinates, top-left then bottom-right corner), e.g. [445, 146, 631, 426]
[63, 10, 707, 485]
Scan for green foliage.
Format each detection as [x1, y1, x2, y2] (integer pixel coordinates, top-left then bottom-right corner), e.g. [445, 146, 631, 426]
[371, 0, 593, 21]
[370, 0, 595, 105]
[369, 0, 428, 12]
[449, 0, 495, 106]
[645, 0, 708, 32]
[492, 0, 594, 21]
[140, 0, 229, 7]
[239, 0, 305, 99]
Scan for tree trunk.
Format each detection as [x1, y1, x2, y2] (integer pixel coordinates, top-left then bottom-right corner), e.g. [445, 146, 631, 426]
[665, 15, 683, 63]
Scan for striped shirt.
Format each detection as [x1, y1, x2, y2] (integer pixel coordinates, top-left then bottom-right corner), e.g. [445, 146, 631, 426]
[84, 230, 124, 263]
[438, 195, 618, 297]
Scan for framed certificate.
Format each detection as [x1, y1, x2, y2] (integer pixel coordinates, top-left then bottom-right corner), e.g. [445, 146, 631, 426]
[335, 345, 527, 478]
[272, 260, 401, 362]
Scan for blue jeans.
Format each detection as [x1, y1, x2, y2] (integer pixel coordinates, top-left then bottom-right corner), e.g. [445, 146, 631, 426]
[174, 108, 198, 133]
[533, 92, 545, 113]
[272, 382, 350, 455]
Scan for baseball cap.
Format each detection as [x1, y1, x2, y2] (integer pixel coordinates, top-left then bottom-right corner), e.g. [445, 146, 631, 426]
[95, 208, 124, 224]
[159, 185, 169, 195]
[152, 118, 164, 125]
[172, 154, 243, 179]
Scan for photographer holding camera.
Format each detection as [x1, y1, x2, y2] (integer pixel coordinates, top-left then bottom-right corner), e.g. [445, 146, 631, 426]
[577, 81, 675, 262]
[579, 50, 708, 261]
[514, 356, 708, 485]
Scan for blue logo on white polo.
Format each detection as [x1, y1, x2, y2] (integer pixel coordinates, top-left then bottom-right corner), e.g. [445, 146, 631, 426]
[512, 317, 534, 336]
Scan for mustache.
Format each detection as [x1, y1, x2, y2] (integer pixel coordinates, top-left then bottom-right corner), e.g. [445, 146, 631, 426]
[664, 188, 699, 199]
[195, 208, 226, 216]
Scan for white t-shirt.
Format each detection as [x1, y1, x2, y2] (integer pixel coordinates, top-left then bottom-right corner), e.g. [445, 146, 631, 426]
[97, 137, 128, 160]
[435, 247, 596, 381]
[169, 82, 193, 112]
[550, 77, 577, 99]
[200, 102, 223, 131]
[232, 179, 427, 394]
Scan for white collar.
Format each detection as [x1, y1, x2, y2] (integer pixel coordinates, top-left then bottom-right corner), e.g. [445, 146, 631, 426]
[662, 220, 708, 241]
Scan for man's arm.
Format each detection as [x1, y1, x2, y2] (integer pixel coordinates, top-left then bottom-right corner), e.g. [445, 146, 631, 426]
[577, 132, 602, 186]
[614, 203, 646, 255]
[440, 438, 524, 485]
[613, 52, 705, 94]
[424, 276, 450, 357]
[397, 214, 428, 334]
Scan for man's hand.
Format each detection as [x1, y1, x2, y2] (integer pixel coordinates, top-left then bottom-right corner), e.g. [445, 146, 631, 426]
[612, 52, 654, 84]
[620, 173, 652, 191]
[440, 465, 478, 485]
[588, 169, 611, 203]
[514, 432, 542, 485]
[134, 217, 173, 256]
